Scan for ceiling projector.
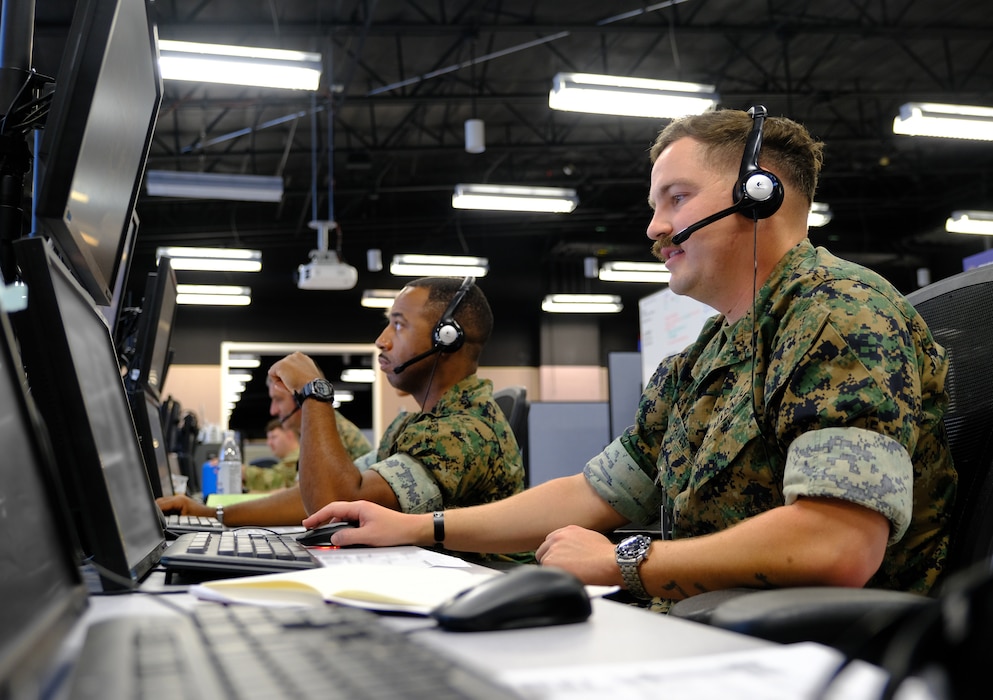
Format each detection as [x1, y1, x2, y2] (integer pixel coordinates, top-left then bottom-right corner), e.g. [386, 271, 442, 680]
[296, 249, 358, 290]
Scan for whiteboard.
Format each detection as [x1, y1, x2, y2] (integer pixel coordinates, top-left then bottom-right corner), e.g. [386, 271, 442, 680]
[638, 288, 716, 386]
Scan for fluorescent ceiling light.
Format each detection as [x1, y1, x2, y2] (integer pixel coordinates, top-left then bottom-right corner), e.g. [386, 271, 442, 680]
[808, 202, 833, 228]
[452, 184, 578, 214]
[360, 289, 400, 308]
[946, 210, 993, 235]
[176, 284, 252, 306]
[146, 170, 284, 202]
[227, 353, 261, 369]
[599, 261, 671, 284]
[334, 390, 354, 404]
[390, 254, 489, 277]
[158, 40, 322, 90]
[341, 368, 376, 383]
[157, 246, 262, 272]
[549, 72, 718, 119]
[893, 102, 993, 141]
[541, 294, 623, 313]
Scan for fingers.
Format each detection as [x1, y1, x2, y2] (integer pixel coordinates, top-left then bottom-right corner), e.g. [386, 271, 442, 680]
[302, 500, 365, 529]
[156, 495, 181, 513]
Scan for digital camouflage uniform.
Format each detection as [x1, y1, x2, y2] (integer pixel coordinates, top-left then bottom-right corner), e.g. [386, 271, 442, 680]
[357, 374, 531, 563]
[586, 240, 956, 608]
[244, 449, 299, 492]
[335, 410, 373, 461]
[245, 412, 371, 493]
[356, 374, 525, 512]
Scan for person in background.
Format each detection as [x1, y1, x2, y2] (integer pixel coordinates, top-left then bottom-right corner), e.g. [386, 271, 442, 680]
[243, 418, 301, 493]
[305, 107, 956, 609]
[159, 277, 527, 552]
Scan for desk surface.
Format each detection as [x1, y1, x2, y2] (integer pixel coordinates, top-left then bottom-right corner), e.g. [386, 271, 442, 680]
[50, 550, 894, 700]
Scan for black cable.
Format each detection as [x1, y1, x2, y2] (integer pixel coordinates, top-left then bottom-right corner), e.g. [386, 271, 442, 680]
[750, 217, 774, 467]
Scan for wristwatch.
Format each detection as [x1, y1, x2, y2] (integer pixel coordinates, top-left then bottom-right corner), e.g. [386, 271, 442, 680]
[615, 534, 652, 599]
[294, 378, 335, 406]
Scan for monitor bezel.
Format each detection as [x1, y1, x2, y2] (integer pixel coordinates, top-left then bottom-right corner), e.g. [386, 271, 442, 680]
[125, 256, 178, 398]
[98, 210, 140, 337]
[12, 235, 167, 591]
[33, 0, 161, 307]
[128, 386, 175, 500]
[0, 293, 88, 692]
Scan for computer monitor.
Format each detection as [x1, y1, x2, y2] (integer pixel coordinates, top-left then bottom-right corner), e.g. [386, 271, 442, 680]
[32, 0, 161, 307]
[12, 236, 167, 591]
[128, 387, 175, 500]
[98, 210, 140, 335]
[125, 256, 178, 397]
[0, 294, 88, 694]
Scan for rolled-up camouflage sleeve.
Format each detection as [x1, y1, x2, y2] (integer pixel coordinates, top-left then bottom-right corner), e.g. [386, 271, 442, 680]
[784, 426, 913, 543]
[368, 453, 444, 514]
[584, 437, 663, 525]
[365, 380, 524, 513]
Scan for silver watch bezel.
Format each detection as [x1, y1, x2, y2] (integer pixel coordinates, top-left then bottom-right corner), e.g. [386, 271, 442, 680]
[615, 534, 652, 599]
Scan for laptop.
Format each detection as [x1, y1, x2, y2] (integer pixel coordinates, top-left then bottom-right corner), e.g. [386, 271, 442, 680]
[12, 237, 319, 587]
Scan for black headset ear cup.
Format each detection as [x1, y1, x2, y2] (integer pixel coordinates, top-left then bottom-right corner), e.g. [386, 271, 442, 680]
[732, 105, 785, 221]
[736, 170, 784, 219]
[431, 276, 474, 353]
[433, 319, 465, 352]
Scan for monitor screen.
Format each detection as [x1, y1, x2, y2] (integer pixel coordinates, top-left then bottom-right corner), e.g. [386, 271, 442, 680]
[12, 236, 166, 591]
[33, 0, 161, 307]
[126, 256, 177, 396]
[0, 297, 87, 691]
[128, 386, 175, 500]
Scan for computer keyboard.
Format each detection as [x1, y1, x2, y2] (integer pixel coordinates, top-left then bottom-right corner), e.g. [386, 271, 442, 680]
[66, 603, 520, 699]
[165, 513, 226, 532]
[160, 530, 321, 575]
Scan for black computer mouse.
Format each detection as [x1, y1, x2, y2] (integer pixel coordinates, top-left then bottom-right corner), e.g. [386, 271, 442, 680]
[430, 565, 592, 632]
[295, 521, 360, 546]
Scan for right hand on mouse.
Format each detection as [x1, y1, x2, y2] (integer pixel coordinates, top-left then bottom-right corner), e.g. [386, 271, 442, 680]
[303, 500, 418, 548]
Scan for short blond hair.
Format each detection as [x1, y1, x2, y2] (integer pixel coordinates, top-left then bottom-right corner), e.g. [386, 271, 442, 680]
[650, 109, 825, 205]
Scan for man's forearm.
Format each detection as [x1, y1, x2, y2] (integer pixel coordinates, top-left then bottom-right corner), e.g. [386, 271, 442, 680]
[439, 474, 627, 553]
[298, 402, 399, 513]
[636, 497, 890, 600]
[223, 486, 308, 527]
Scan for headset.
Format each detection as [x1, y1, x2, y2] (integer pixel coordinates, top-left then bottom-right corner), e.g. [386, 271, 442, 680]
[393, 276, 475, 374]
[670, 105, 785, 245]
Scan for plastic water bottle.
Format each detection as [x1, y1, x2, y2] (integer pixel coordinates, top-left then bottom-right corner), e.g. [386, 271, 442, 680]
[216, 430, 243, 495]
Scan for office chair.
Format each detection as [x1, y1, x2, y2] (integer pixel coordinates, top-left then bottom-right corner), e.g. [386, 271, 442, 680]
[669, 263, 993, 662]
[493, 385, 530, 486]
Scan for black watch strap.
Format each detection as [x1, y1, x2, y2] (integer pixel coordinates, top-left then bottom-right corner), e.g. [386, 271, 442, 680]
[294, 378, 335, 405]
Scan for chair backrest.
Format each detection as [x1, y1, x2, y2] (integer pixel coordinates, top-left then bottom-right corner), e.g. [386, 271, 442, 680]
[906, 263, 993, 577]
[493, 385, 530, 485]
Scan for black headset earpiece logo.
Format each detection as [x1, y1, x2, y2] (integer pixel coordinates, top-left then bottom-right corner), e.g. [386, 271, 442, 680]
[733, 105, 784, 220]
[432, 276, 475, 353]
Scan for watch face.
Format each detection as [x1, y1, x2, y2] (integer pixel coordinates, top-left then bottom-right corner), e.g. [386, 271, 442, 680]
[312, 379, 333, 398]
[617, 534, 651, 558]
